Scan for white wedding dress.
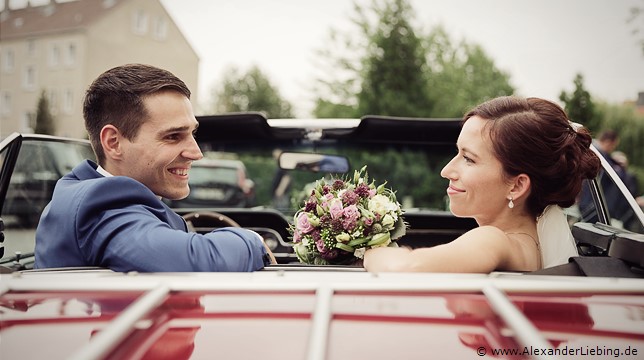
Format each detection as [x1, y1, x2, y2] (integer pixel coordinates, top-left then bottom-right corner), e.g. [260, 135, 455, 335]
[536, 205, 579, 268]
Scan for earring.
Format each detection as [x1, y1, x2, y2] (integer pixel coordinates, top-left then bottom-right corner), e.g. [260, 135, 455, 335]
[508, 196, 514, 209]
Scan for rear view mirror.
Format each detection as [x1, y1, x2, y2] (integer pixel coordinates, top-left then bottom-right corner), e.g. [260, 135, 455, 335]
[278, 152, 350, 173]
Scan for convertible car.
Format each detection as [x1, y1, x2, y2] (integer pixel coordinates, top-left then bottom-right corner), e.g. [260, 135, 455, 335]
[1, 113, 643, 359]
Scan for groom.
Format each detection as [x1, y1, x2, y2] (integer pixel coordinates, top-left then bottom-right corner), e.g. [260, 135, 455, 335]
[35, 64, 275, 272]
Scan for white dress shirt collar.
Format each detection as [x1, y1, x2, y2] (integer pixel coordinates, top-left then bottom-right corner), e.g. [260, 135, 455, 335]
[96, 165, 113, 177]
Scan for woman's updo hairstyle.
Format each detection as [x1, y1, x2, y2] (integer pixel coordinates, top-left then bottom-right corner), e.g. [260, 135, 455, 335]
[463, 96, 601, 218]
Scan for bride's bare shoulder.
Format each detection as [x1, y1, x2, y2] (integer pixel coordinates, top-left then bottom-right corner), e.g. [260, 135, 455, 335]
[460, 225, 508, 242]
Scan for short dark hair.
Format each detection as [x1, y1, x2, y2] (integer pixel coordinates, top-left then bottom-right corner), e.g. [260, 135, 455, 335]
[464, 96, 601, 218]
[598, 129, 619, 142]
[83, 64, 191, 164]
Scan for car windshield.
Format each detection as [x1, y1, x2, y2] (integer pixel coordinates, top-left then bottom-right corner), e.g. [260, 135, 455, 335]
[204, 142, 452, 217]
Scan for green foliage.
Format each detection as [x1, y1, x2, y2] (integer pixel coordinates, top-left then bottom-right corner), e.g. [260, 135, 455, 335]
[312, 0, 514, 118]
[313, 99, 358, 118]
[213, 65, 294, 118]
[356, 0, 431, 116]
[627, 5, 644, 55]
[34, 90, 55, 135]
[425, 26, 514, 117]
[595, 101, 644, 167]
[559, 73, 598, 132]
[593, 101, 644, 194]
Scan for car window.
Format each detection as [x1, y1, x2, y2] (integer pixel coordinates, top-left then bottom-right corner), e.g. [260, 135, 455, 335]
[576, 171, 644, 234]
[1, 138, 94, 264]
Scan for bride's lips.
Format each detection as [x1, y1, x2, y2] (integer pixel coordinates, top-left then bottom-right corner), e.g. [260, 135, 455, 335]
[446, 184, 465, 195]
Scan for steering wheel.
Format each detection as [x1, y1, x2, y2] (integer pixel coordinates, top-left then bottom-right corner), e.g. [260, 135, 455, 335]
[182, 211, 277, 265]
[182, 211, 241, 230]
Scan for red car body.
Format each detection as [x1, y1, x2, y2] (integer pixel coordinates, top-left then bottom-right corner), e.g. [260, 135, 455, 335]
[1, 270, 643, 360]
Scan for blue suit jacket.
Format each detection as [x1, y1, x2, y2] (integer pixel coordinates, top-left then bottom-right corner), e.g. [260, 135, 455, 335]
[35, 160, 268, 272]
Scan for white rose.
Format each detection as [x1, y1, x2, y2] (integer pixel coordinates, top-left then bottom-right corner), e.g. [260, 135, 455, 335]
[368, 194, 391, 216]
[381, 214, 395, 228]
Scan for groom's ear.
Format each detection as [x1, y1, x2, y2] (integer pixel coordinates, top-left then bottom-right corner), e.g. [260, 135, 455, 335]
[100, 125, 124, 161]
[510, 174, 531, 200]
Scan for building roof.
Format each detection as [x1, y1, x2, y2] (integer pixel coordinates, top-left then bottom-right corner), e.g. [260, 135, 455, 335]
[0, 0, 124, 40]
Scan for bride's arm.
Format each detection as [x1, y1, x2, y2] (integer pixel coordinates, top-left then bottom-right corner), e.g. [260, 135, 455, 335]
[363, 226, 509, 273]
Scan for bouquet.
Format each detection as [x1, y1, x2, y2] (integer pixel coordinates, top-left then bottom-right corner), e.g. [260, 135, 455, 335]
[289, 166, 406, 265]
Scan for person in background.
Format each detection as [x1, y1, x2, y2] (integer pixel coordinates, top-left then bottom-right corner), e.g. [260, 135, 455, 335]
[35, 64, 275, 272]
[364, 96, 601, 273]
[594, 130, 621, 169]
[611, 150, 642, 231]
[611, 151, 639, 198]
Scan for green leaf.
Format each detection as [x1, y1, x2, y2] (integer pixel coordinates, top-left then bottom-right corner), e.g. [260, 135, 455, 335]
[335, 243, 355, 252]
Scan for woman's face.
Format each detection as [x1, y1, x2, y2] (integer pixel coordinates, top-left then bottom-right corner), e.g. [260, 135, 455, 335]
[440, 116, 512, 223]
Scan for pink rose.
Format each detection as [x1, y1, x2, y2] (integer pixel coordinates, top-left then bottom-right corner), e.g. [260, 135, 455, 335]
[343, 204, 359, 221]
[329, 199, 344, 219]
[297, 213, 315, 234]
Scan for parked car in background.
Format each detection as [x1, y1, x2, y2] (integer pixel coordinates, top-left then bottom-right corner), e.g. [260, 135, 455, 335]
[1, 134, 94, 227]
[164, 157, 256, 209]
[1, 113, 643, 359]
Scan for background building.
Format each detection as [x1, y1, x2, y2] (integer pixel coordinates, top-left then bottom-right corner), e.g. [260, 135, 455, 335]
[0, 0, 199, 139]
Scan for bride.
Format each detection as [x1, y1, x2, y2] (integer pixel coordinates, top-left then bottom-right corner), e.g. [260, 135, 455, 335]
[363, 96, 601, 273]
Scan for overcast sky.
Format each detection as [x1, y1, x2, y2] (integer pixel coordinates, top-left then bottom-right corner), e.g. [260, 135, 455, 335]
[157, 0, 644, 116]
[5, 0, 643, 116]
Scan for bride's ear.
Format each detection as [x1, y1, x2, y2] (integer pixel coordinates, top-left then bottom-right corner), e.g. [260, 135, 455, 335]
[509, 174, 531, 201]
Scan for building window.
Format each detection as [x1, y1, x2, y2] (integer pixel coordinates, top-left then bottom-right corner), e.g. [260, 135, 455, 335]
[22, 111, 35, 133]
[23, 66, 36, 90]
[2, 49, 15, 73]
[27, 39, 36, 57]
[49, 44, 60, 67]
[0, 92, 11, 116]
[63, 89, 74, 114]
[48, 89, 59, 115]
[66, 42, 77, 66]
[153, 16, 167, 40]
[132, 9, 148, 35]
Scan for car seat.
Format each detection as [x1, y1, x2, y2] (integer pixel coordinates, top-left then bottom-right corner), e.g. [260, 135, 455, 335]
[528, 222, 644, 278]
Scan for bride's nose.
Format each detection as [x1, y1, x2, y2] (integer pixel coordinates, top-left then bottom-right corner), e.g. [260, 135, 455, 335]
[440, 156, 457, 180]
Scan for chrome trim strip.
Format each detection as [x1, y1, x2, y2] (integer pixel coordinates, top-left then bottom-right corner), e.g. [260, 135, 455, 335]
[483, 285, 558, 360]
[68, 284, 170, 360]
[306, 286, 333, 360]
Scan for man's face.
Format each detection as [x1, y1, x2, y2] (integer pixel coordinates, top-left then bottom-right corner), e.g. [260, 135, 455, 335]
[118, 90, 203, 200]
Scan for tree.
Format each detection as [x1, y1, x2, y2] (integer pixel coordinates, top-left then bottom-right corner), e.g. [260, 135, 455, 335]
[356, 0, 431, 117]
[559, 73, 598, 132]
[595, 101, 644, 167]
[34, 90, 55, 135]
[627, 4, 644, 55]
[425, 26, 514, 117]
[312, 0, 514, 118]
[213, 65, 294, 118]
